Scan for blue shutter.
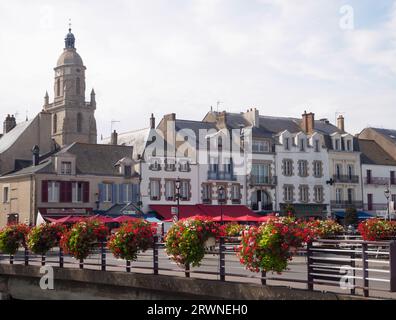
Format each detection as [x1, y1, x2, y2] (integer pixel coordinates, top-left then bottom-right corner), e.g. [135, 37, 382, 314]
[112, 184, 118, 204]
[98, 184, 104, 203]
[119, 184, 125, 203]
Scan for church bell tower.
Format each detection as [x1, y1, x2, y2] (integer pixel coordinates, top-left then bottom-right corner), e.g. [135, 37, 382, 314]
[44, 25, 97, 147]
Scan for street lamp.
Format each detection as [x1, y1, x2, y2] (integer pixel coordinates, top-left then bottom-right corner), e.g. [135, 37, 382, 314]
[384, 186, 391, 221]
[175, 177, 181, 222]
[218, 186, 225, 224]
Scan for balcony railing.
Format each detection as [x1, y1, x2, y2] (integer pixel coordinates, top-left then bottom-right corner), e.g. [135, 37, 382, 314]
[363, 203, 392, 211]
[248, 175, 277, 186]
[365, 177, 396, 185]
[330, 200, 363, 209]
[207, 171, 236, 181]
[333, 175, 359, 184]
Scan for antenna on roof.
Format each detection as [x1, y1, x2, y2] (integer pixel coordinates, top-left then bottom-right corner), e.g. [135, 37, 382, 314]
[110, 119, 120, 136]
[216, 101, 223, 112]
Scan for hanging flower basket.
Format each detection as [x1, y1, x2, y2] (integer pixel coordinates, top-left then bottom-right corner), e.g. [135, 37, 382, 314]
[0, 224, 30, 255]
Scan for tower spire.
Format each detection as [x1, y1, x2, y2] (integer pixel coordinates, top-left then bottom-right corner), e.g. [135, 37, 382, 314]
[65, 19, 75, 49]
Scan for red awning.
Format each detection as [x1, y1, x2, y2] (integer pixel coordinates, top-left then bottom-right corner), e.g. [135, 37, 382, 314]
[149, 205, 210, 220]
[46, 216, 85, 224]
[112, 216, 140, 223]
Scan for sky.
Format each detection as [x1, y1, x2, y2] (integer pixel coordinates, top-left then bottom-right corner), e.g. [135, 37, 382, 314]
[0, 0, 395, 139]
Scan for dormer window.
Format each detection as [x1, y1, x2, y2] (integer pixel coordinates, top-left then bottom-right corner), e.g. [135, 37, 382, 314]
[124, 165, 132, 177]
[179, 161, 190, 172]
[335, 139, 341, 151]
[61, 161, 72, 175]
[284, 137, 290, 150]
[346, 140, 352, 152]
[314, 139, 320, 152]
[253, 140, 270, 153]
[299, 138, 305, 151]
[149, 159, 161, 171]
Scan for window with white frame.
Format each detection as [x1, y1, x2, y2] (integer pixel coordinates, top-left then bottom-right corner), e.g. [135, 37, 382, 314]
[61, 161, 72, 175]
[314, 186, 324, 203]
[314, 139, 320, 152]
[252, 163, 270, 184]
[284, 137, 290, 150]
[313, 161, 323, 178]
[334, 139, 341, 151]
[336, 164, 342, 178]
[300, 138, 305, 151]
[202, 184, 212, 203]
[179, 161, 190, 172]
[123, 184, 132, 203]
[231, 184, 241, 202]
[103, 183, 112, 202]
[299, 185, 309, 203]
[180, 180, 190, 200]
[347, 188, 354, 203]
[283, 159, 293, 176]
[48, 181, 60, 203]
[346, 139, 352, 151]
[347, 164, 354, 179]
[298, 160, 308, 177]
[284, 185, 294, 202]
[336, 188, 343, 203]
[72, 182, 84, 203]
[150, 180, 160, 200]
[165, 180, 175, 201]
[252, 140, 270, 153]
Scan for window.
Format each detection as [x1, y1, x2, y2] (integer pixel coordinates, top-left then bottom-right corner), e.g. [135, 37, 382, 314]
[366, 169, 372, 184]
[391, 171, 395, 185]
[124, 165, 132, 177]
[72, 182, 84, 203]
[298, 160, 308, 177]
[180, 180, 190, 200]
[103, 183, 113, 202]
[61, 161, 72, 175]
[252, 163, 270, 184]
[150, 180, 160, 200]
[202, 184, 212, 204]
[123, 184, 132, 203]
[392, 194, 396, 210]
[77, 113, 82, 133]
[314, 186, 324, 203]
[283, 159, 293, 176]
[299, 139, 306, 151]
[3, 187, 9, 203]
[284, 137, 290, 150]
[347, 165, 354, 179]
[76, 77, 81, 95]
[314, 139, 320, 152]
[149, 159, 161, 171]
[284, 185, 294, 202]
[335, 139, 341, 151]
[217, 185, 227, 203]
[53, 114, 57, 134]
[57, 78, 61, 97]
[165, 159, 176, 171]
[231, 185, 241, 203]
[299, 185, 309, 203]
[252, 140, 270, 153]
[313, 161, 323, 178]
[336, 188, 343, 203]
[179, 161, 190, 172]
[346, 140, 352, 151]
[347, 188, 354, 204]
[165, 180, 175, 201]
[336, 164, 342, 178]
[209, 157, 218, 172]
[48, 181, 60, 203]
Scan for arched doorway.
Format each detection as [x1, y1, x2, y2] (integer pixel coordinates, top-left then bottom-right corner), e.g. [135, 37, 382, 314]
[251, 189, 272, 211]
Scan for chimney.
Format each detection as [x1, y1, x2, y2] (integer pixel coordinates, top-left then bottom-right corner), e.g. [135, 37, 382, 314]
[111, 130, 118, 145]
[32, 145, 40, 166]
[244, 108, 259, 128]
[337, 115, 345, 132]
[301, 111, 315, 135]
[150, 113, 155, 129]
[3, 114, 16, 134]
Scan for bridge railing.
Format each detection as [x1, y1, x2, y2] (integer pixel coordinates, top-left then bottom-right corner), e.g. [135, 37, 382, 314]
[1, 237, 396, 299]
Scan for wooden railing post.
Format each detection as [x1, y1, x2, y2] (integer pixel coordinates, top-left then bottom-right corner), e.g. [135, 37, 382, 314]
[126, 260, 131, 273]
[79, 258, 84, 269]
[390, 241, 396, 292]
[9, 254, 14, 265]
[261, 271, 267, 286]
[219, 237, 225, 281]
[41, 254, 46, 266]
[307, 241, 314, 291]
[153, 236, 158, 275]
[24, 247, 29, 266]
[362, 242, 369, 297]
[100, 242, 106, 271]
[59, 247, 64, 268]
[350, 248, 356, 295]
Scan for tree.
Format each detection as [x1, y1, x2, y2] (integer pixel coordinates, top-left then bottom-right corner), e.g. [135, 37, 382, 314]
[344, 207, 358, 227]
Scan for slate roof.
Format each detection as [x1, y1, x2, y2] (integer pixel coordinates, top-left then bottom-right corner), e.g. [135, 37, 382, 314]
[0, 118, 34, 153]
[358, 139, 396, 166]
[1, 143, 135, 178]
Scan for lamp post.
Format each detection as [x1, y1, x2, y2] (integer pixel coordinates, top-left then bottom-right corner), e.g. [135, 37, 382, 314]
[175, 177, 181, 222]
[218, 186, 225, 224]
[384, 186, 391, 221]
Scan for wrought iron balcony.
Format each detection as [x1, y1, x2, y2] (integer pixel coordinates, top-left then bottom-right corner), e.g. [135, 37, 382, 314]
[332, 175, 359, 184]
[207, 171, 236, 181]
[365, 177, 396, 186]
[248, 175, 277, 186]
[330, 200, 363, 209]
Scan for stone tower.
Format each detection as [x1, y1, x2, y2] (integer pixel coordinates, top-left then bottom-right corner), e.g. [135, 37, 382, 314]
[44, 27, 97, 147]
